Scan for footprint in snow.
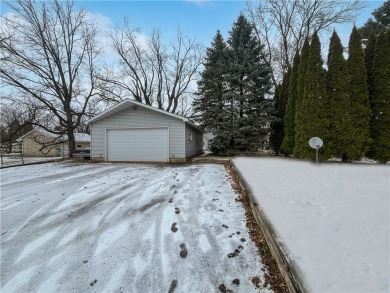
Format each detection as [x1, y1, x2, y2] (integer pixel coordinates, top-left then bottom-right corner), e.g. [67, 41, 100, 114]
[175, 207, 180, 214]
[232, 279, 240, 286]
[89, 279, 97, 286]
[168, 280, 178, 293]
[179, 243, 188, 258]
[227, 246, 244, 258]
[218, 284, 233, 293]
[171, 223, 178, 233]
[169, 198, 174, 203]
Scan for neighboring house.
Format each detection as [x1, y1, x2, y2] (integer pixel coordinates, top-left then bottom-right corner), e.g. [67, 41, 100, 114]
[87, 99, 203, 163]
[18, 129, 90, 157]
[11, 142, 22, 153]
[203, 132, 215, 151]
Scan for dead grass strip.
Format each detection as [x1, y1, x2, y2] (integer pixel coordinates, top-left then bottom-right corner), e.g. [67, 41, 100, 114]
[224, 160, 289, 293]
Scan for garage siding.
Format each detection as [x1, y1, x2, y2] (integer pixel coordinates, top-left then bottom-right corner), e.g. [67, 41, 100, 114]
[90, 107, 185, 160]
[185, 123, 203, 157]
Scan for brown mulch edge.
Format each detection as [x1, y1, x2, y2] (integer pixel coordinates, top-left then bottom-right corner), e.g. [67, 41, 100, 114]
[224, 160, 289, 293]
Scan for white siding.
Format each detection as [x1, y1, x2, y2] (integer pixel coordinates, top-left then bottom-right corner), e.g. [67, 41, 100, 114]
[185, 124, 203, 157]
[90, 106, 185, 160]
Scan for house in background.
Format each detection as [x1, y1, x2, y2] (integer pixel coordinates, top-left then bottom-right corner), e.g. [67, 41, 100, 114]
[203, 132, 215, 151]
[18, 129, 90, 157]
[87, 99, 203, 163]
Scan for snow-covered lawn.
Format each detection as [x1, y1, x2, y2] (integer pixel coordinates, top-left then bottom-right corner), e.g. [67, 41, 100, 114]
[233, 157, 390, 293]
[1, 162, 271, 292]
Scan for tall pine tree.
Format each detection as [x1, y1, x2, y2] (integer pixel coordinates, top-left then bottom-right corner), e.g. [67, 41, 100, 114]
[369, 31, 390, 162]
[346, 26, 371, 161]
[193, 31, 230, 153]
[293, 37, 310, 158]
[294, 32, 329, 160]
[226, 14, 272, 153]
[326, 30, 351, 160]
[282, 51, 300, 154]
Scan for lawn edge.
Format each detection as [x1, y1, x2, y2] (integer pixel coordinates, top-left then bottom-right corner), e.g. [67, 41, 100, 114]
[227, 159, 308, 293]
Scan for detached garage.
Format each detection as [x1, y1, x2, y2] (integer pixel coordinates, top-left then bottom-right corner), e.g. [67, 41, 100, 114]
[87, 99, 203, 163]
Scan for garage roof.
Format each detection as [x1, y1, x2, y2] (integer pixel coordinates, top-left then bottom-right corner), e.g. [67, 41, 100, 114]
[87, 99, 201, 131]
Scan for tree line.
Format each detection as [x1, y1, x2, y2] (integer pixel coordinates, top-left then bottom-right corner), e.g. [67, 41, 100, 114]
[0, 0, 203, 155]
[270, 27, 390, 163]
[1, 0, 388, 161]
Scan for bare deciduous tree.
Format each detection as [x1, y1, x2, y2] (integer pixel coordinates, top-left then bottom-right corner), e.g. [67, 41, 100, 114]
[0, 0, 101, 156]
[246, 0, 367, 85]
[0, 98, 37, 153]
[99, 20, 204, 115]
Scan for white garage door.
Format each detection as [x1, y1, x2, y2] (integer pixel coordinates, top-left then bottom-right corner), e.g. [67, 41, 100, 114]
[107, 128, 169, 162]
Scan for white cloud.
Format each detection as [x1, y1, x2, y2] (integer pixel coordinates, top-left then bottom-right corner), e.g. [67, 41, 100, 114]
[85, 12, 114, 57]
[185, 0, 213, 7]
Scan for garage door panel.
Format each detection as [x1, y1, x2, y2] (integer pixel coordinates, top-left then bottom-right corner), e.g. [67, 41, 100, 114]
[107, 128, 168, 162]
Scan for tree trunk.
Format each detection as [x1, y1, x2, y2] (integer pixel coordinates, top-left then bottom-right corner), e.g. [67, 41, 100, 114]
[67, 128, 76, 158]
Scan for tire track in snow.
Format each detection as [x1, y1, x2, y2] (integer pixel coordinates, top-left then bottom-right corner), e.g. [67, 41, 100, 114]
[1, 163, 267, 292]
[0, 164, 98, 189]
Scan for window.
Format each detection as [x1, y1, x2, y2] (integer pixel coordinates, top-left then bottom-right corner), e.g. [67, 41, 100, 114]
[77, 145, 82, 148]
[189, 133, 193, 141]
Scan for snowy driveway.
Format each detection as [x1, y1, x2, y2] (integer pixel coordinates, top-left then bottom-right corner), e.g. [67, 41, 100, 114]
[1, 162, 270, 293]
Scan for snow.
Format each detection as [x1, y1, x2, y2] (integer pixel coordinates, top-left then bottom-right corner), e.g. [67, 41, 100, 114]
[233, 157, 390, 293]
[1, 162, 272, 292]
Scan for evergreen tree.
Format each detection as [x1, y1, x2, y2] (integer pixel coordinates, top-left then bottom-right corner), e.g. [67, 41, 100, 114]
[282, 51, 300, 154]
[326, 30, 351, 160]
[370, 31, 390, 162]
[346, 26, 371, 161]
[193, 31, 230, 153]
[226, 14, 272, 153]
[269, 84, 283, 154]
[269, 68, 290, 155]
[293, 37, 310, 157]
[294, 32, 329, 160]
[359, 0, 390, 41]
[365, 32, 377, 103]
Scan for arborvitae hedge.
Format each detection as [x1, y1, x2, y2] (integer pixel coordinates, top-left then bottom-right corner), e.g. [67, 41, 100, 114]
[365, 32, 377, 102]
[294, 33, 329, 160]
[346, 26, 371, 161]
[370, 31, 390, 162]
[269, 84, 283, 154]
[269, 69, 290, 154]
[326, 31, 351, 160]
[293, 37, 310, 158]
[282, 51, 300, 154]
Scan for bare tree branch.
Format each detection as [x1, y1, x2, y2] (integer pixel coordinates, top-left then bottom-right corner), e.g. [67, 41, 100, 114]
[0, 0, 101, 156]
[100, 22, 204, 115]
[246, 0, 367, 85]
